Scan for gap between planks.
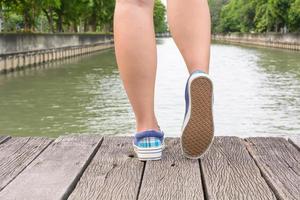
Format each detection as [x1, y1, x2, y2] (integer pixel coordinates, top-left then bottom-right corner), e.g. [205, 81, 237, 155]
[0, 135, 11, 145]
[0, 135, 299, 200]
[288, 135, 300, 151]
[62, 136, 104, 200]
[0, 137, 53, 192]
[68, 137, 144, 200]
[200, 137, 277, 200]
[245, 137, 300, 200]
[0, 135, 103, 200]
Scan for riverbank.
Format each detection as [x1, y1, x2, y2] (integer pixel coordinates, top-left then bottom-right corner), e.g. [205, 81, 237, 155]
[0, 33, 114, 73]
[156, 32, 171, 37]
[213, 33, 300, 51]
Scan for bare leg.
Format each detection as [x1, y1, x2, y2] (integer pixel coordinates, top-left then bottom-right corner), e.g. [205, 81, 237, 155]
[167, 0, 211, 74]
[114, 0, 159, 132]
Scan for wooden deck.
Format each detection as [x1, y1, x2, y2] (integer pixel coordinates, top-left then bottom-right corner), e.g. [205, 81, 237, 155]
[0, 135, 299, 200]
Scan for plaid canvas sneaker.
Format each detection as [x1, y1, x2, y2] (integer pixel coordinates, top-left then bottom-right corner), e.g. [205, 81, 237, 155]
[133, 129, 165, 161]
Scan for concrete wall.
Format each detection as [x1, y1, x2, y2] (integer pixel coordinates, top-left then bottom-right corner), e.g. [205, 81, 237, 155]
[0, 33, 113, 54]
[156, 32, 171, 37]
[213, 33, 300, 51]
[0, 33, 114, 73]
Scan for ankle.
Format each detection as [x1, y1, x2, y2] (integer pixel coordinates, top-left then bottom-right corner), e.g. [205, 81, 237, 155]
[136, 120, 160, 132]
[188, 67, 209, 74]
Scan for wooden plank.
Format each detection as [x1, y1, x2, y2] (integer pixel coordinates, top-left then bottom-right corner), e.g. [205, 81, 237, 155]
[0, 134, 103, 200]
[288, 135, 300, 151]
[0, 135, 11, 144]
[68, 137, 144, 200]
[246, 137, 300, 200]
[200, 137, 276, 200]
[0, 137, 52, 191]
[138, 138, 204, 200]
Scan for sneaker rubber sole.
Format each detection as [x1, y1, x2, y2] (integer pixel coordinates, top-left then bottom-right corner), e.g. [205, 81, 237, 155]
[133, 145, 164, 161]
[181, 74, 214, 159]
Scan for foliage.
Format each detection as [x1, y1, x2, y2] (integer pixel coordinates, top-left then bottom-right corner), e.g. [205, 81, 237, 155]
[0, 0, 41, 31]
[0, 0, 167, 33]
[208, 0, 228, 33]
[288, 0, 300, 32]
[209, 0, 300, 33]
[1, 13, 23, 32]
[154, 0, 167, 33]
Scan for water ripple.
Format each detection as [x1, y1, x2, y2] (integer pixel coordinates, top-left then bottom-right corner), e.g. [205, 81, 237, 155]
[0, 39, 299, 137]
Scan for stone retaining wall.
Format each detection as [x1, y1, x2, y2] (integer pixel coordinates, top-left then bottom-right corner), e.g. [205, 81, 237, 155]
[0, 33, 114, 73]
[213, 33, 300, 51]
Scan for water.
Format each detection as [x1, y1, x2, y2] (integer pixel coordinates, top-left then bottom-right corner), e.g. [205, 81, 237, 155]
[0, 38, 299, 138]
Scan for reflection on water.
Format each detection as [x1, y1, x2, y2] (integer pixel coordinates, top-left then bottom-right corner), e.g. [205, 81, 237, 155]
[209, 43, 300, 137]
[0, 50, 134, 137]
[0, 38, 299, 137]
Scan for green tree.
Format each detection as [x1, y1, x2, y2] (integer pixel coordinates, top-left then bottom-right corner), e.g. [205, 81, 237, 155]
[60, 0, 115, 33]
[0, 0, 43, 31]
[269, 0, 291, 32]
[97, 0, 115, 32]
[153, 0, 167, 33]
[2, 13, 23, 32]
[253, 0, 292, 33]
[51, 0, 87, 32]
[217, 0, 256, 33]
[208, 0, 228, 33]
[239, 0, 256, 32]
[41, 0, 61, 32]
[209, 0, 299, 33]
[253, 0, 272, 32]
[217, 0, 241, 32]
[288, 0, 300, 32]
[0, 0, 167, 33]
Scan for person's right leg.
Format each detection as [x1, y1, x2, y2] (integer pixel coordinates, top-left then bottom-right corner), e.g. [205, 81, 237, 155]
[166, 0, 211, 74]
[114, 0, 159, 132]
[166, 0, 214, 159]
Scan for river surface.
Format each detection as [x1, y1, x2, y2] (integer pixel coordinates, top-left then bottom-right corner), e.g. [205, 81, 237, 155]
[0, 38, 299, 138]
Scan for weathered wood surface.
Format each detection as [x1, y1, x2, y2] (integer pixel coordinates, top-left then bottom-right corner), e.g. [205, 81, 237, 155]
[200, 137, 277, 200]
[0, 137, 52, 191]
[0, 135, 299, 200]
[69, 137, 144, 200]
[246, 137, 300, 200]
[0, 135, 103, 200]
[288, 135, 300, 151]
[138, 138, 204, 200]
[0, 135, 11, 144]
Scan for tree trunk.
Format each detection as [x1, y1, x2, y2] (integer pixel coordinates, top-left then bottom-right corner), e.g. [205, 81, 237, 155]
[49, 10, 54, 32]
[43, 9, 55, 33]
[23, 10, 31, 32]
[73, 21, 78, 33]
[84, 20, 88, 32]
[57, 13, 63, 32]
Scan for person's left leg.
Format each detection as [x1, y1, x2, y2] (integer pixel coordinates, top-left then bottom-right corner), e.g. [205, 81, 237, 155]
[114, 0, 159, 132]
[114, 0, 164, 161]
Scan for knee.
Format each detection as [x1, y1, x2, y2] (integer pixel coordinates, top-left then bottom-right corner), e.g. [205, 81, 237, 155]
[116, 0, 154, 8]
